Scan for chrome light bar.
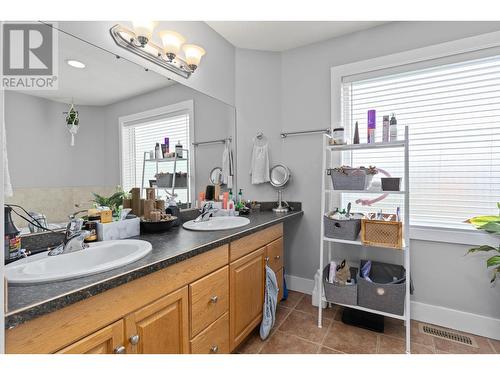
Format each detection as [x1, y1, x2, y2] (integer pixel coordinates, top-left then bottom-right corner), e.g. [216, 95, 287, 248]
[109, 24, 192, 79]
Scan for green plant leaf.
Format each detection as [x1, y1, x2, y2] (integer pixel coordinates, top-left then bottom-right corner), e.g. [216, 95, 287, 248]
[479, 221, 500, 234]
[487, 256, 500, 268]
[467, 245, 499, 254]
[467, 215, 500, 228]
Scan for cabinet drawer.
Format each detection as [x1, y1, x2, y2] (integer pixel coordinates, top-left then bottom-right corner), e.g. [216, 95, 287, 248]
[230, 223, 283, 261]
[189, 266, 229, 337]
[190, 312, 229, 354]
[266, 237, 283, 272]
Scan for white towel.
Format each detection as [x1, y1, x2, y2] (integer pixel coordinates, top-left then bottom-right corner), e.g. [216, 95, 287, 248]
[250, 141, 270, 184]
[221, 139, 234, 189]
[3, 118, 13, 198]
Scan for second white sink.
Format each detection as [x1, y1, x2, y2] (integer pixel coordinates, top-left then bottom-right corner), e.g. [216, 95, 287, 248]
[5, 239, 152, 285]
[183, 216, 250, 231]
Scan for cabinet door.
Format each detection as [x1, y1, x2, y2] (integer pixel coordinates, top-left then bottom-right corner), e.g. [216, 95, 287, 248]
[229, 247, 265, 351]
[56, 320, 125, 354]
[125, 286, 189, 354]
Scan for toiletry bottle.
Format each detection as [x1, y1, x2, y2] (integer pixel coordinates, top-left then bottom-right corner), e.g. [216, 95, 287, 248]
[237, 189, 244, 210]
[382, 115, 390, 142]
[353, 121, 360, 144]
[175, 141, 183, 158]
[223, 191, 229, 210]
[155, 143, 162, 159]
[4, 206, 21, 262]
[164, 137, 170, 154]
[390, 113, 398, 142]
[367, 110, 376, 144]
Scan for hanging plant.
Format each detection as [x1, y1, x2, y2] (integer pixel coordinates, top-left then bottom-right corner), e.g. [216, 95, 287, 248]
[65, 102, 80, 146]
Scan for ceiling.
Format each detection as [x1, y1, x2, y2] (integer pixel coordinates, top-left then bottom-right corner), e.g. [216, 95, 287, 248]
[206, 21, 387, 52]
[22, 25, 175, 106]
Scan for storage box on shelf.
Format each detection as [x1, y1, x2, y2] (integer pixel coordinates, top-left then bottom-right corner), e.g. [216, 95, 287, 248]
[361, 216, 403, 250]
[323, 213, 362, 241]
[357, 260, 406, 316]
[323, 264, 358, 306]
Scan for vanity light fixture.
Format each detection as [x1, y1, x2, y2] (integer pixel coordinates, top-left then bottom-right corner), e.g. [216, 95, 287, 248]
[66, 59, 86, 69]
[109, 23, 206, 79]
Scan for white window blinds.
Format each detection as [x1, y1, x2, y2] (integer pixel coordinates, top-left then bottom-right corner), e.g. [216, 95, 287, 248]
[121, 113, 190, 202]
[342, 54, 500, 230]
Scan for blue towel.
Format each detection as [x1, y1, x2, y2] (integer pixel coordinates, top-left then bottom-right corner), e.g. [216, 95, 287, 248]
[260, 265, 279, 340]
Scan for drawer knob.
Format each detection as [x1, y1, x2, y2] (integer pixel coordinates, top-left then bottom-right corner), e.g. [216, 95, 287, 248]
[129, 334, 140, 345]
[113, 345, 126, 354]
[274, 255, 280, 260]
[210, 345, 219, 353]
[210, 295, 218, 304]
[265, 256, 270, 263]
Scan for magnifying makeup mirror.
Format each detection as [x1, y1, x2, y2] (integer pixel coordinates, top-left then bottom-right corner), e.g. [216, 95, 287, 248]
[209, 167, 223, 185]
[269, 164, 291, 213]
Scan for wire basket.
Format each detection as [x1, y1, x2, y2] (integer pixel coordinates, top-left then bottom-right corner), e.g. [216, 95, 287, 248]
[361, 215, 403, 249]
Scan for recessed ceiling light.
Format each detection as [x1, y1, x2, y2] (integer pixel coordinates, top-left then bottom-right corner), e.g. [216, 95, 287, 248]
[66, 59, 86, 69]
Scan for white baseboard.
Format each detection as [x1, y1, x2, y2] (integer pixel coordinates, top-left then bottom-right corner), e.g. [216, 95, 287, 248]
[410, 301, 500, 341]
[284, 274, 500, 341]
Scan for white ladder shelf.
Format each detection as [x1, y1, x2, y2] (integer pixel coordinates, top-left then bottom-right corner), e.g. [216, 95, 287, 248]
[318, 126, 411, 353]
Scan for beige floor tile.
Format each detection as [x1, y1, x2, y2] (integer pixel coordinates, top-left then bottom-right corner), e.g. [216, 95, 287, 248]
[410, 343, 435, 354]
[294, 294, 337, 320]
[279, 290, 304, 309]
[319, 346, 344, 354]
[260, 331, 319, 354]
[323, 321, 378, 354]
[383, 319, 434, 349]
[378, 335, 405, 354]
[279, 310, 332, 344]
[236, 328, 266, 354]
[274, 305, 292, 328]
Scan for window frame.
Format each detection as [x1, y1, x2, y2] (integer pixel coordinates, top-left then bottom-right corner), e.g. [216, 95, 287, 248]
[331, 30, 500, 245]
[118, 100, 195, 204]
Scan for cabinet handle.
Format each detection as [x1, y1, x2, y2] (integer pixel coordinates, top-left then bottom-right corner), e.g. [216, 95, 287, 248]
[265, 256, 270, 263]
[210, 295, 218, 304]
[210, 345, 219, 353]
[113, 345, 126, 354]
[129, 334, 140, 345]
[274, 255, 280, 260]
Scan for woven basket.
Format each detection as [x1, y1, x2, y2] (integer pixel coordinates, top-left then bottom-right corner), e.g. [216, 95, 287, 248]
[361, 216, 402, 249]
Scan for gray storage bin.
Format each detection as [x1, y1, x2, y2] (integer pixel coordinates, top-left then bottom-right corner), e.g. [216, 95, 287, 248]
[323, 264, 358, 306]
[357, 260, 406, 316]
[324, 214, 361, 240]
[381, 177, 401, 191]
[328, 168, 373, 190]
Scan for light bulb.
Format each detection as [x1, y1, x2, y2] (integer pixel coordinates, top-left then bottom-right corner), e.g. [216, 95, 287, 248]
[131, 21, 157, 47]
[158, 30, 186, 61]
[182, 44, 206, 72]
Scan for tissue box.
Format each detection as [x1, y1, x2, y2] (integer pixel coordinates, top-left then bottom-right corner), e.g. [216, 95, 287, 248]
[97, 218, 140, 241]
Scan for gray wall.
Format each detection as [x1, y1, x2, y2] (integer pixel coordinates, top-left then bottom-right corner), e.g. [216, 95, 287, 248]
[234, 21, 500, 321]
[5, 91, 107, 187]
[104, 83, 235, 198]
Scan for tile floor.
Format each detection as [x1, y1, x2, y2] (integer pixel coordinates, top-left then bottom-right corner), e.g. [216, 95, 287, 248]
[235, 291, 500, 354]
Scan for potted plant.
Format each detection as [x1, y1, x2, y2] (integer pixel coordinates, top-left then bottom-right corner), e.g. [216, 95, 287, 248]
[66, 103, 80, 146]
[91, 186, 126, 218]
[466, 202, 500, 283]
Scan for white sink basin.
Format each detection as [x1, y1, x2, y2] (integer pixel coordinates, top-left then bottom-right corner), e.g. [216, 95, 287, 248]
[183, 216, 250, 231]
[5, 239, 152, 285]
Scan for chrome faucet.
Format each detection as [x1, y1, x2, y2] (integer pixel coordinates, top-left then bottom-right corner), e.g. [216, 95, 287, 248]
[48, 218, 90, 256]
[194, 202, 219, 223]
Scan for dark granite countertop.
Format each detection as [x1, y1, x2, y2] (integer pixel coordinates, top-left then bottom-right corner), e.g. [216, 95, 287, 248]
[5, 209, 302, 329]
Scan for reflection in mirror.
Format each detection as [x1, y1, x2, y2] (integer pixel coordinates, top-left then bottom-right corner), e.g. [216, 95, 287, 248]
[209, 167, 223, 185]
[4, 23, 236, 235]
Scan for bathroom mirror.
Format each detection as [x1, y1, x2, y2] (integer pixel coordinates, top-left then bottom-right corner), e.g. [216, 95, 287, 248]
[269, 164, 291, 213]
[270, 164, 291, 188]
[4, 23, 236, 233]
[209, 167, 223, 185]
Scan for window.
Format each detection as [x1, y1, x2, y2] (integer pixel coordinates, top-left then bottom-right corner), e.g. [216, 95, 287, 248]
[341, 54, 500, 230]
[120, 102, 192, 204]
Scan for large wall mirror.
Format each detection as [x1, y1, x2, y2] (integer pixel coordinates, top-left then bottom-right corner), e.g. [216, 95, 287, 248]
[4, 23, 236, 232]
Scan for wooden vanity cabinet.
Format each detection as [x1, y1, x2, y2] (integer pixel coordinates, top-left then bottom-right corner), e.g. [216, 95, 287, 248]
[56, 320, 125, 354]
[124, 286, 189, 354]
[229, 247, 266, 351]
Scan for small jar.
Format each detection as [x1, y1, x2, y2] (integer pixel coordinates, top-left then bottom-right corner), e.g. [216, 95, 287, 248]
[331, 127, 345, 145]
